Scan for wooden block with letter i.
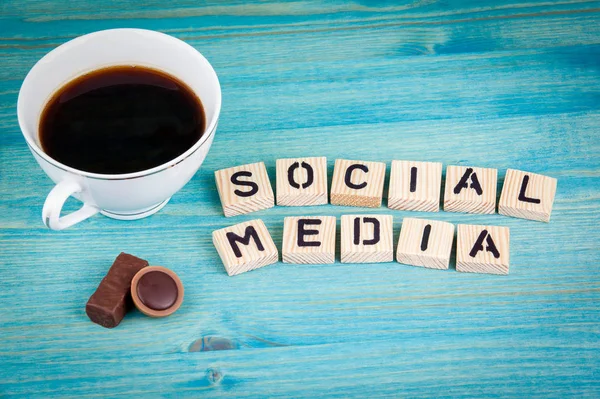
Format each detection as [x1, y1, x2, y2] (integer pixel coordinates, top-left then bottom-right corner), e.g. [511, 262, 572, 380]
[444, 165, 498, 214]
[214, 162, 275, 217]
[396, 218, 454, 270]
[276, 157, 328, 206]
[388, 160, 442, 212]
[212, 219, 278, 276]
[498, 169, 557, 222]
[340, 215, 393, 263]
[330, 159, 386, 208]
[282, 216, 336, 264]
[456, 224, 510, 275]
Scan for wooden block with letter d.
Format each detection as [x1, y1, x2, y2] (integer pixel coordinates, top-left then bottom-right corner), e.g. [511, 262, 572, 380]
[388, 160, 442, 212]
[396, 218, 454, 270]
[498, 169, 557, 222]
[340, 215, 393, 263]
[276, 157, 328, 206]
[444, 165, 498, 214]
[212, 219, 278, 276]
[330, 159, 386, 208]
[456, 224, 510, 275]
[214, 162, 274, 217]
[282, 216, 336, 264]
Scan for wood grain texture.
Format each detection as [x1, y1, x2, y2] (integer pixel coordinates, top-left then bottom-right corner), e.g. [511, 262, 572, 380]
[444, 165, 498, 214]
[330, 159, 386, 208]
[396, 217, 455, 270]
[1, 0, 600, 397]
[276, 157, 328, 206]
[282, 216, 336, 264]
[388, 160, 442, 212]
[456, 224, 511, 275]
[499, 168, 558, 222]
[340, 214, 393, 263]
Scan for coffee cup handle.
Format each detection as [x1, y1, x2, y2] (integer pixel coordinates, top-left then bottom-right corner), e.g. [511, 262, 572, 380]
[42, 180, 100, 230]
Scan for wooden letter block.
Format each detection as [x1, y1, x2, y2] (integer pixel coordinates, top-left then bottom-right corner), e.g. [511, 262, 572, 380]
[498, 169, 557, 222]
[276, 157, 328, 206]
[330, 159, 386, 208]
[396, 218, 454, 270]
[443, 165, 497, 214]
[282, 216, 336, 264]
[341, 215, 393, 263]
[212, 219, 278, 276]
[388, 160, 442, 212]
[214, 162, 274, 217]
[456, 224, 510, 275]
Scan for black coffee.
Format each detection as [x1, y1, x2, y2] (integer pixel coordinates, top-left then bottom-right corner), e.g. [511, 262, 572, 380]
[39, 65, 205, 174]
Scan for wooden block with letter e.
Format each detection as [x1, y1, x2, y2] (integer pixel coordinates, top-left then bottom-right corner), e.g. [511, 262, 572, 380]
[212, 219, 278, 276]
[444, 165, 498, 214]
[276, 157, 328, 206]
[456, 224, 510, 275]
[498, 169, 558, 222]
[388, 160, 442, 212]
[214, 162, 274, 217]
[396, 218, 454, 270]
[340, 215, 393, 263]
[330, 159, 386, 208]
[282, 216, 336, 264]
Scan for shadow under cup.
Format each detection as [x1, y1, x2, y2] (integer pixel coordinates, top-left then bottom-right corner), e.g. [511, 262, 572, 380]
[17, 29, 221, 229]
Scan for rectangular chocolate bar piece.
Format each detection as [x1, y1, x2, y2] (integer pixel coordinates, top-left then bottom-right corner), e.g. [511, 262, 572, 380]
[86, 252, 148, 328]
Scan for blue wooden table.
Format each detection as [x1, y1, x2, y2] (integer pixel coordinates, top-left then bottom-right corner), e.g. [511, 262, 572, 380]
[1, 1, 599, 397]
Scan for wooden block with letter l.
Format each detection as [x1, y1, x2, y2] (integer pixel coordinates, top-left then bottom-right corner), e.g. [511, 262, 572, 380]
[443, 165, 498, 214]
[212, 219, 278, 276]
[396, 218, 454, 270]
[388, 160, 442, 212]
[498, 169, 557, 222]
[282, 216, 336, 264]
[456, 224, 510, 275]
[330, 159, 386, 208]
[214, 162, 275, 217]
[276, 157, 328, 206]
[340, 215, 393, 263]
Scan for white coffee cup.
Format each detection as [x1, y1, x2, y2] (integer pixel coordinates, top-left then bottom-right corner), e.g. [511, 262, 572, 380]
[17, 29, 221, 230]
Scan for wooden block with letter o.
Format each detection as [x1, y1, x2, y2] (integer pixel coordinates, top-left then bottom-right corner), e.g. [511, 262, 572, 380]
[331, 159, 386, 208]
[212, 219, 278, 276]
[276, 157, 328, 206]
[396, 217, 454, 270]
[214, 162, 275, 217]
[388, 160, 442, 212]
[341, 214, 393, 263]
[456, 224, 510, 275]
[444, 165, 498, 214]
[282, 216, 336, 264]
[498, 169, 557, 222]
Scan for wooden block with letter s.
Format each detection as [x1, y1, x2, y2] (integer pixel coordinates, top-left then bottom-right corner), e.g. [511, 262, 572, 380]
[276, 157, 328, 206]
[330, 159, 386, 208]
[498, 169, 557, 222]
[282, 216, 336, 264]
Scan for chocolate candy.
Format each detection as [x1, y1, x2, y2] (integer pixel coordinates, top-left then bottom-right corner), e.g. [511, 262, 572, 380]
[86, 253, 149, 328]
[131, 266, 184, 317]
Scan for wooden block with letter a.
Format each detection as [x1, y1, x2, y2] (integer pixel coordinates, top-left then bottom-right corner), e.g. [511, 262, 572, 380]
[212, 219, 278, 276]
[444, 165, 498, 214]
[330, 159, 386, 208]
[340, 215, 393, 263]
[282, 216, 336, 264]
[214, 162, 274, 217]
[456, 224, 510, 275]
[498, 169, 557, 222]
[396, 218, 454, 270]
[388, 160, 442, 212]
[276, 157, 328, 206]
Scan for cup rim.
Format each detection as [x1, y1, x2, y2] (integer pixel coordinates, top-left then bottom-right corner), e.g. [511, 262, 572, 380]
[17, 28, 221, 181]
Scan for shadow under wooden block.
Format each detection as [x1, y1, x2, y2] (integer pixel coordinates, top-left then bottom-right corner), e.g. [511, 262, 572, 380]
[456, 224, 510, 275]
[212, 219, 278, 276]
[330, 159, 386, 208]
[499, 169, 557, 222]
[276, 157, 328, 206]
[282, 216, 336, 264]
[214, 162, 275, 217]
[444, 165, 498, 214]
[388, 160, 442, 212]
[396, 218, 454, 270]
[340, 215, 393, 263]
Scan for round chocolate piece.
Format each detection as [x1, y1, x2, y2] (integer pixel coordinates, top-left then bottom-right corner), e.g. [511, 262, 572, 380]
[131, 266, 184, 318]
